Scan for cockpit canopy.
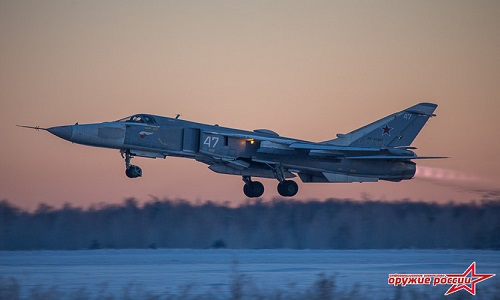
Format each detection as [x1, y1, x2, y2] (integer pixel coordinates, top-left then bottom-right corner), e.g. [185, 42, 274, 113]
[116, 114, 156, 125]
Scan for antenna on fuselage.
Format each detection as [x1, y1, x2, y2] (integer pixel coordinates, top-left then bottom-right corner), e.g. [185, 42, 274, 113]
[175, 114, 181, 119]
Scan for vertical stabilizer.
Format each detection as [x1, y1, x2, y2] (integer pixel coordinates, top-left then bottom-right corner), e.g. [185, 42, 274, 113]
[326, 103, 437, 147]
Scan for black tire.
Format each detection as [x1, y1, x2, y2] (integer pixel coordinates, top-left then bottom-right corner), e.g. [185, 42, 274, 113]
[243, 181, 264, 198]
[277, 180, 298, 197]
[277, 182, 286, 196]
[243, 183, 252, 197]
[125, 165, 142, 178]
[250, 181, 264, 197]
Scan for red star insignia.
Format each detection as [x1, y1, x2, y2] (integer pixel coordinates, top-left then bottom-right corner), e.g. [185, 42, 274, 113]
[444, 262, 495, 295]
[381, 124, 393, 136]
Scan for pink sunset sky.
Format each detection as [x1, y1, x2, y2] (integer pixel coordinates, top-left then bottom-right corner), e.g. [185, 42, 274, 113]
[1, 1, 499, 210]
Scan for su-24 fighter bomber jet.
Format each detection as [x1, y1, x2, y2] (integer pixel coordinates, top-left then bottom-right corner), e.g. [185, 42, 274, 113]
[19, 103, 446, 198]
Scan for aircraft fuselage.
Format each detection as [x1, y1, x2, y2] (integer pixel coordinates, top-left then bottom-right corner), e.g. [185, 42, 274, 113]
[23, 103, 443, 197]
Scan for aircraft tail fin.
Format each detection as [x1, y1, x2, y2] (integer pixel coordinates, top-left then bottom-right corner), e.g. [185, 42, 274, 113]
[325, 103, 437, 148]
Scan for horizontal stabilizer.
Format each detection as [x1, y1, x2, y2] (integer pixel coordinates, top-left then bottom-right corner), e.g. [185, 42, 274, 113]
[322, 173, 379, 183]
[290, 143, 380, 152]
[347, 155, 448, 160]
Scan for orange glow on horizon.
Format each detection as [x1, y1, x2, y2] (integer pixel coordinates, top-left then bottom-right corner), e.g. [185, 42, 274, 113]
[1, 1, 499, 210]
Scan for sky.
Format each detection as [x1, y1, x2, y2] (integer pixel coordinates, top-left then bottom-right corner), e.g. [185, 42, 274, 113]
[1, 0, 499, 210]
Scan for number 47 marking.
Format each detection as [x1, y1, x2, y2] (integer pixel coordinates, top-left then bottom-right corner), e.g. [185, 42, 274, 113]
[204, 136, 219, 148]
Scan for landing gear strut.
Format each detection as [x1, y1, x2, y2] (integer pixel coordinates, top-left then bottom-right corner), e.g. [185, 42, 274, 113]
[242, 176, 264, 198]
[121, 150, 142, 178]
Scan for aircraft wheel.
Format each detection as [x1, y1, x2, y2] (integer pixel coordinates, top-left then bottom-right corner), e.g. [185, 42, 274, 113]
[125, 165, 142, 178]
[277, 180, 298, 197]
[243, 181, 264, 198]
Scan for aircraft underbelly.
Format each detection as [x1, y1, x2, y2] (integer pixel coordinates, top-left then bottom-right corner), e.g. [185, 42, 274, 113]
[279, 156, 416, 182]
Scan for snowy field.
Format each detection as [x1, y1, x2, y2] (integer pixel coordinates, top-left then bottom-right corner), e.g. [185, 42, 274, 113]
[0, 249, 498, 299]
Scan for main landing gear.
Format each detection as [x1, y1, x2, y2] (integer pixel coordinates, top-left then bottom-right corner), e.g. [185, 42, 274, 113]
[242, 165, 299, 198]
[121, 150, 142, 178]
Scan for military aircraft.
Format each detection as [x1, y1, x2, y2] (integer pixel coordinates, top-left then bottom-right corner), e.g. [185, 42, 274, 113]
[19, 102, 445, 197]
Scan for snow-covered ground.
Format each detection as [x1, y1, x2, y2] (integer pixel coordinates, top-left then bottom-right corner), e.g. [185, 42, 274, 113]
[0, 249, 498, 299]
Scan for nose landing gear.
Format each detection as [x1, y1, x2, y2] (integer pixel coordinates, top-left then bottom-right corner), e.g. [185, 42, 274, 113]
[121, 150, 142, 178]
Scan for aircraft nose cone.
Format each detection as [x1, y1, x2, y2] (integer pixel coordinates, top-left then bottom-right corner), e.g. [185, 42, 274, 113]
[48, 126, 73, 141]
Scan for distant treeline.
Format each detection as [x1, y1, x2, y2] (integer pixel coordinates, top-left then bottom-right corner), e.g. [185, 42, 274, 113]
[0, 198, 499, 250]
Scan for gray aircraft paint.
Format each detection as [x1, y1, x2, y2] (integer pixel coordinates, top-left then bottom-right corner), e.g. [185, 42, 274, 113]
[19, 103, 446, 198]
